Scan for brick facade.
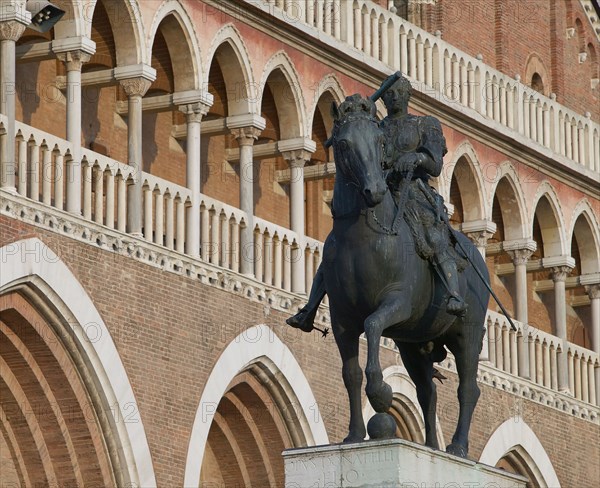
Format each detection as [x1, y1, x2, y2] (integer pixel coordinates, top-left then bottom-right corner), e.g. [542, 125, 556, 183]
[1, 1, 599, 487]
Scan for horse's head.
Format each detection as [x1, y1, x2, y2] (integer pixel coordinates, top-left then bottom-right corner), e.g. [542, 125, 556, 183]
[331, 95, 387, 207]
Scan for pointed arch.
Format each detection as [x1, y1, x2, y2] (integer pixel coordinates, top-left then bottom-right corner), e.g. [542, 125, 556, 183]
[480, 417, 561, 487]
[530, 182, 568, 257]
[488, 161, 529, 241]
[147, 0, 202, 90]
[445, 140, 487, 222]
[205, 24, 256, 115]
[258, 51, 307, 139]
[0, 238, 157, 487]
[183, 324, 329, 487]
[568, 200, 600, 274]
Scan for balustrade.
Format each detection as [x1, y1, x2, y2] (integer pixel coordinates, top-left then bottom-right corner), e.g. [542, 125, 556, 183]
[11, 121, 73, 210]
[486, 310, 599, 405]
[253, 0, 600, 173]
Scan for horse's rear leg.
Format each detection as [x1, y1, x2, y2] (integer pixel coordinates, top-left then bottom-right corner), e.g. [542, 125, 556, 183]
[364, 293, 410, 413]
[445, 321, 485, 458]
[333, 326, 366, 442]
[396, 342, 439, 450]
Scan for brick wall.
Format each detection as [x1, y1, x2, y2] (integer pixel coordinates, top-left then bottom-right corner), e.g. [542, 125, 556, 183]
[0, 219, 598, 486]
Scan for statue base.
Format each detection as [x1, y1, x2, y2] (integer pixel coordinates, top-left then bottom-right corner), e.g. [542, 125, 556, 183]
[283, 438, 527, 488]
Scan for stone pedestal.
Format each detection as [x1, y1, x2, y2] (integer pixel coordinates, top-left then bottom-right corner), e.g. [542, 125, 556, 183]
[283, 439, 527, 488]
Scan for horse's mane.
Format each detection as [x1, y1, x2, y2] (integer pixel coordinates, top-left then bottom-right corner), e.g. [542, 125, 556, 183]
[334, 94, 378, 126]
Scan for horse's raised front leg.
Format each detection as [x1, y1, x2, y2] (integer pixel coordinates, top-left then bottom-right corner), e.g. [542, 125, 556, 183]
[445, 320, 485, 458]
[333, 324, 365, 442]
[396, 341, 439, 449]
[364, 292, 410, 413]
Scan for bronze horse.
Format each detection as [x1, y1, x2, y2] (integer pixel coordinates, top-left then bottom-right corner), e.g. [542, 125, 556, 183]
[322, 95, 490, 458]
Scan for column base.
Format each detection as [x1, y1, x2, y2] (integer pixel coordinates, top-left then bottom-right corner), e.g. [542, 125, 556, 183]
[284, 439, 527, 488]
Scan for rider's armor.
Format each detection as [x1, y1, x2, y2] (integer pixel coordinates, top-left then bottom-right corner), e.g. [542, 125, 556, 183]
[381, 114, 467, 316]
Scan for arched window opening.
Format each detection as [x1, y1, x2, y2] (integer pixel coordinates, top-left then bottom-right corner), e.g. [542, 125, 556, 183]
[200, 364, 307, 487]
[389, 397, 424, 443]
[531, 72, 544, 93]
[496, 449, 538, 488]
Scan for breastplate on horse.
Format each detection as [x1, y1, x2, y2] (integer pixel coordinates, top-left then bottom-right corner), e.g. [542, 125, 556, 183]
[286, 75, 492, 458]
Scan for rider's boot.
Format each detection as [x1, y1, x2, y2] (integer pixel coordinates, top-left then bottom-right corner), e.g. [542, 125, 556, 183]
[286, 267, 327, 332]
[438, 258, 466, 316]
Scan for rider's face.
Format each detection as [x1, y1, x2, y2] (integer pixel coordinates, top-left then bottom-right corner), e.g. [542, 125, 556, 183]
[384, 89, 410, 115]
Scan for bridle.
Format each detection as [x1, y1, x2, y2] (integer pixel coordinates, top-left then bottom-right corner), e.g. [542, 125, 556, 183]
[331, 112, 405, 235]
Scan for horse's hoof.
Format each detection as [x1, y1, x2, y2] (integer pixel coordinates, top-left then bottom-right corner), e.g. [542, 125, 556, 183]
[446, 443, 468, 458]
[366, 382, 393, 413]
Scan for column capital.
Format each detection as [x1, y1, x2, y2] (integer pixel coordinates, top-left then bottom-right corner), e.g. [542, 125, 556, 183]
[461, 219, 496, 249]
[179, 102, 210, 123]
[55, 50, 92, 72]
[0, 19, 27, 42]
[52, 37, 96, 71]
[466, 230, 494, 250]
[119, 77, 153, 98]
[231, 126, 261, 146]
[585, 284, 600, 300]
[550, 265, 573, 283]
[114, 63, 156, 97]
[282, 149, 313, 167]
[506, 248, 535, 266]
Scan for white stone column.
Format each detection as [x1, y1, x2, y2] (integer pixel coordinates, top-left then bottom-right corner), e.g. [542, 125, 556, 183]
[504, 240, 536, 380]
[54, 38, 96, 215]
[504, 240, 537, 325]
[582, 280, 600, 354]
[0, 12, 29, 190]
[231, 125, 262, 276]
[280, 138, 316, 234]
[547, 260, 575, 392]
[178, 96, 212, 258]
[585, 283, 600, 406]
[461, 219, 496, 258]
[115, 65, 156, 236]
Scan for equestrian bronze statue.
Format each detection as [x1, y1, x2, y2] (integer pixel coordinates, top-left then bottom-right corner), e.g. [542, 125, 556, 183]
[287, 73, 490, 458]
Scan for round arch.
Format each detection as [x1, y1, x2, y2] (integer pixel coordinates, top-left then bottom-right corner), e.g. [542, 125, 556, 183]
[0, 238, 157, 487]
[308, 73, 346, 137]
[488, 162, 529, 241]
[77, 0, 146, 66]
[568, 200, 600, 274]
[147, 0, 202, 91]
[480, 416, 561, 487]
[362, 365, 445, 448]
[530, 182, 568, 257]
[49, 0, 86, 39]
[205, 24, 256, 115]
[444, 140, 487, 222]
[258, 51, 307, 139]
[183, 324, 329, 487]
